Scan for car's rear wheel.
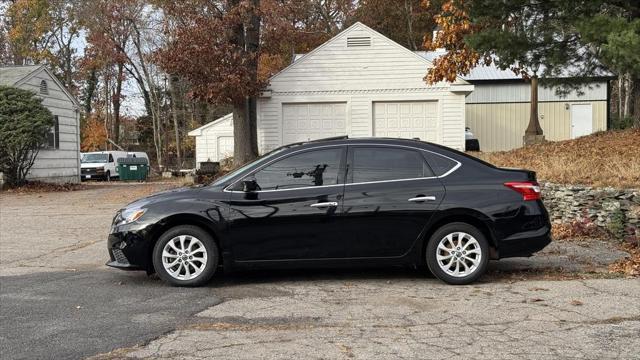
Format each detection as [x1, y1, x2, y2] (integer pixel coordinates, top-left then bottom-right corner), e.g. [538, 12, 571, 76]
[426, 222, 489, 285]
[152, 225, 218, 287]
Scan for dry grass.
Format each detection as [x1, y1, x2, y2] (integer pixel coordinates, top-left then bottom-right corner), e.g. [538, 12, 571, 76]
[471, 129, 640, 188]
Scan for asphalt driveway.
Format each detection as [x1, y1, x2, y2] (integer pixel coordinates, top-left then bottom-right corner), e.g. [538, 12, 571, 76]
[1, 183, 638, 359]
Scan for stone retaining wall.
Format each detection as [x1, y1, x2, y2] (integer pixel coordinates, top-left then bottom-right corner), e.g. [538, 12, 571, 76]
[541, 182, 639, 239]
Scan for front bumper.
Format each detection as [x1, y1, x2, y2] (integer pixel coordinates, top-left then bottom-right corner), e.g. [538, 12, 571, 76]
[107, 226, 153, 271]
[81, 168, 107, 180]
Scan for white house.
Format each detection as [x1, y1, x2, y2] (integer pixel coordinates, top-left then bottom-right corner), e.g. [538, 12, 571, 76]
[189, 22, 473, 166]
[0, 65, 81, 183]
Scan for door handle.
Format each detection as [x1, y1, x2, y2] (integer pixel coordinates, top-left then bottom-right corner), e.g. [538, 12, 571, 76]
[408, 196, 436, 202]
[310, 202, 339, 208]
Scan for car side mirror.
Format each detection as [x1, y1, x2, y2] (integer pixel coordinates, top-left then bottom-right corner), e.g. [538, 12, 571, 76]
[242, 178, 259, 192]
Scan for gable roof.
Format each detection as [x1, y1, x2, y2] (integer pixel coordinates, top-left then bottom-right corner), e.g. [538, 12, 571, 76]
[188, 113, 233, 136]
[0, 64, 81, 108]
[271, 22, 469, 85]
[0, 65, 43, 85]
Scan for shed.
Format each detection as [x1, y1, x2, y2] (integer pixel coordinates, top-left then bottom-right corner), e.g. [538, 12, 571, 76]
[418, 51, 611, 152]
[0, 65, 81, 183]
[189, 22, 472, 167]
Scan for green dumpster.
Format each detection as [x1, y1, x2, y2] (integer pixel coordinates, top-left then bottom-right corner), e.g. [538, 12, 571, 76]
[117, 157, 149, 181]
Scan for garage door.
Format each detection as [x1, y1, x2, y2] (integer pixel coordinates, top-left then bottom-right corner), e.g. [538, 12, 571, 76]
[373, 101, 438, 142]
[282, 103, 347, 144]
[217, 136, 234, 161]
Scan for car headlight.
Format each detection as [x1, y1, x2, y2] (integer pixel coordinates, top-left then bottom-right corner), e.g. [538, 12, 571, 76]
[96, 167, 105, 173]
[117, 208, 147, 226]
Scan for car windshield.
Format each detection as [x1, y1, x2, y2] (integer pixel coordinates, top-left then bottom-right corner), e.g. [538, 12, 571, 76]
[210, 148, 288, 187]
[82, 154, 108, 163]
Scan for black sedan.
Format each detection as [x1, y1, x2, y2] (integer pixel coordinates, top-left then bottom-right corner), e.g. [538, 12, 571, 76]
[108, 137, 551, 286]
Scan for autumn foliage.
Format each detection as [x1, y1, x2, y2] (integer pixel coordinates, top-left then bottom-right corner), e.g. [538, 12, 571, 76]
[422, 0, 481, 83]
[81, 115, 108, 152]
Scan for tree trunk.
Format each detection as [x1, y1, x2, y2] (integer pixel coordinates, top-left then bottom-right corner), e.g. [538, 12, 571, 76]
[229, 0, 260, 167]
[113, 62, 124, 145]
[84, 69, 97, 115]
[232, 98, 255, 166]
[618, 77, 623, 118]
[169, 75, 182, 169]
[525, 76, 543, 136]
[624, 73, 631, 118]
[404, 0, 417, 50]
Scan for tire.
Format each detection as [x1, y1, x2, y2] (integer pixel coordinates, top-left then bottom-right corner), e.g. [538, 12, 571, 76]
[425, 222, 489, 285]
[152, 225, 219, 287]
[105, 170, 111, 182]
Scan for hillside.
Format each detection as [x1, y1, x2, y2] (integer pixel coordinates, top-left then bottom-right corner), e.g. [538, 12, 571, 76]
[472, 129, 640, 189]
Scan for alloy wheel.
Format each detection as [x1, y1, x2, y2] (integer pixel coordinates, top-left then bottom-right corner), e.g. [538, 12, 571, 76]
[436, 232, 482, 278]
[162, 235, 208, 280]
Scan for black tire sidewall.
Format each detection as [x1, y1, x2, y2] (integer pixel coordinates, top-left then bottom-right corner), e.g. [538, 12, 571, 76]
[152, 225, 218, 287]
[426, 222, 489, 285]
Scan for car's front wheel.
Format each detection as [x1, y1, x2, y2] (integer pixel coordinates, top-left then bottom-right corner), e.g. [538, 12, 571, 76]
[426, 222, 489, 285]
[152, 225, 219, 287]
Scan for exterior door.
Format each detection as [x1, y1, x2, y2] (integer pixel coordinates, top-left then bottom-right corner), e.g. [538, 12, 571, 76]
[341, 145, 445, 258]
[571, 104, 593, 139]
[227, 147, 347, 261]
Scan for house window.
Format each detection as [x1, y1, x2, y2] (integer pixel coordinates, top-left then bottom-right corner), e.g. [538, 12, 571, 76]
[40, 80, 48, 94]
[46, 116, 59, 149]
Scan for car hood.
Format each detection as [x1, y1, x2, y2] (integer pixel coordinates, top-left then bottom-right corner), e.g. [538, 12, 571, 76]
[81, 162, 107, 169]
[124, 185, 206, 209]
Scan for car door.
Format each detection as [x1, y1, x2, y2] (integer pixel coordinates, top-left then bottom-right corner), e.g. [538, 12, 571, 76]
[340, 145, 445, 258]
[227, 146, 347, 261]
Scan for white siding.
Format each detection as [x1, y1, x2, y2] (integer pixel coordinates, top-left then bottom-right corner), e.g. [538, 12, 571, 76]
[193, 115, 234, 165]
[466, 81, 608, 104]
[17, 68, 80, 183]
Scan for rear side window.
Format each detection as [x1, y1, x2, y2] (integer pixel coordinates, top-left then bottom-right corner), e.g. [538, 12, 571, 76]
[423, 151, 459, 176]
[252, 148, 343, 190]
[350, 147, 433, 183]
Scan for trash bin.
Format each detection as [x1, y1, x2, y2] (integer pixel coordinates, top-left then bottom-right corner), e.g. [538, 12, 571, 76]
[117, 157, 149, 181]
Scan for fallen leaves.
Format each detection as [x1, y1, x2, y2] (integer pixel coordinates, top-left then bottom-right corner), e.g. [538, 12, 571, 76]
[609, 242, 640, 277]
[471, 129, 640, 189]
[4, 181, 87, 194]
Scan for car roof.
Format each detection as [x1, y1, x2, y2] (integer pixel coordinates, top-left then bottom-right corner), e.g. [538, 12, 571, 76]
[276, 136, 435, 151]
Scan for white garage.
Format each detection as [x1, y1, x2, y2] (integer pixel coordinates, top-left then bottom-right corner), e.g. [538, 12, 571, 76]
[189, 22, 472, 167]
[188, 113, 234, 166]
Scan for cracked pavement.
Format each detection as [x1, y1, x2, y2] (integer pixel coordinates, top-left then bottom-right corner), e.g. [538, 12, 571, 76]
[1, 183, 639, 359]
[125, 276, 640, 360]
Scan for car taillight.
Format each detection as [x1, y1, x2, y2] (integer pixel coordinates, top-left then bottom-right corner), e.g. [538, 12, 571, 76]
[504, 181, 541, 201]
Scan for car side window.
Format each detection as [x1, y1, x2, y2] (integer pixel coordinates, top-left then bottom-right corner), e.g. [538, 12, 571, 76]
[423, 151, 459, 176]
[252, 148, 343, 190]
[109, 154, 114, 163]
[350, 147, 432, 183]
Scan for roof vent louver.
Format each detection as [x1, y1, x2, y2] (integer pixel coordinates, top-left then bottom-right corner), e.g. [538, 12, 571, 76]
[39, 80, 48, 94]
[347, 36, 371, 47]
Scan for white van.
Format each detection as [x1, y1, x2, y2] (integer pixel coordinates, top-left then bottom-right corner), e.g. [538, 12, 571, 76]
[81, 151, 128, 181]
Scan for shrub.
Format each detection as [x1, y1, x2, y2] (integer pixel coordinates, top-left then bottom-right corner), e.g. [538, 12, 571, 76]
[0, 86, 54, 187]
